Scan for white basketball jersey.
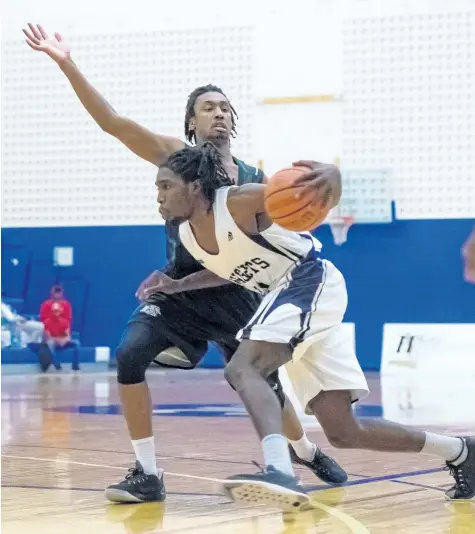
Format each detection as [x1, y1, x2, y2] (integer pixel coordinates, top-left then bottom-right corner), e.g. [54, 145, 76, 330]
[179, 187, 322, 294]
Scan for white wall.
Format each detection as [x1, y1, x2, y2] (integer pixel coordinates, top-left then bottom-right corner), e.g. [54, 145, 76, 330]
[2, 0, 475, 227]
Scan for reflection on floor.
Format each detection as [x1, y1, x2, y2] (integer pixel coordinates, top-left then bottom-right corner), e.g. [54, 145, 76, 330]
[2, 369, 474, 533]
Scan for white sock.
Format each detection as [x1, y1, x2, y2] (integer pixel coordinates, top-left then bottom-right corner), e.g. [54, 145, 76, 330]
[131, 436, 158, 476]
[262, 434, 294, 476]
[289, 435, 317, 462]
[421, 433, 467, 465]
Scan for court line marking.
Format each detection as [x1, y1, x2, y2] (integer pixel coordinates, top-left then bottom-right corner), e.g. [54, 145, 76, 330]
[304, 466, 444, 492]
[390, 479, 446, 492]
[3, 454, 369, 534]
[7, 443, 369, 477]
[2, 483, 221, 497]
[1, 454, 222, 483]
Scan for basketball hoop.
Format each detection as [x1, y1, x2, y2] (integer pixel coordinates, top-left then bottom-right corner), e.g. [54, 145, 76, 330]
[329, 216, 354, 246]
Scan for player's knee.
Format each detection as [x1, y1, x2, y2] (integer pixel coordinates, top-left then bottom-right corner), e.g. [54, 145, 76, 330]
[116, 343, 147, 385]
[223, 359, 246, 390]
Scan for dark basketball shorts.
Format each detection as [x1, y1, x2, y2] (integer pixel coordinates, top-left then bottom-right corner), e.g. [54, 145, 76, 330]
[128, 284, 261, 367]
[126, 284, 284, 404]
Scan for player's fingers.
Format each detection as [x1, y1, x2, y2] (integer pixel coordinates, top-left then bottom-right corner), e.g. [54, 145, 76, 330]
[143, 284, 163, 296]
[294, 178, 327, 199]
[37, 24, 49, 40]
[54, 32, 63, 42]
[27, 23, 43, 41]
[298, 184, 332, 209]
[295, 188, 323, 206]
[25, 39, 42, 51]
[320, 187, 334, 208]
[135, 283, 145, 298]
[293, 172, 328, 188]
[292, 160, 316, 169]
[23, 28, 40, 45]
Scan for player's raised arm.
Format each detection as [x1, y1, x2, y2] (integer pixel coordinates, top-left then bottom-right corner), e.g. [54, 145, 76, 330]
[23, 23, 184, 166]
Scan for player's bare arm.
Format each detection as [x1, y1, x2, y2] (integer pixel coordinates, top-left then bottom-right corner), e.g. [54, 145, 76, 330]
[227, 183, 269, 234]
[137, 269, 231, 300]
[23, 23, 184, 166]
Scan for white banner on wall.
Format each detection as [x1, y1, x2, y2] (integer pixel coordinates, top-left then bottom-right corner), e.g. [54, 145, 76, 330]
[381, 323, 475, 376]
[381, 323, 475, 425]
[279, 322, 356, 427]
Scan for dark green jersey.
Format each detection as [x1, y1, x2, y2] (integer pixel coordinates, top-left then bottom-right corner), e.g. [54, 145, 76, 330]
[164, 159, 265, 278]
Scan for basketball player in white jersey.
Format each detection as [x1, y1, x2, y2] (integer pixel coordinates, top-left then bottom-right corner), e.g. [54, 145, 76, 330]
[156, 142, 475, 511]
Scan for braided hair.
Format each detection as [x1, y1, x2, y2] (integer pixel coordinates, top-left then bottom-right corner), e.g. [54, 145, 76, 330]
[162, 142, 233, 210]
[184, 84, 238, 143]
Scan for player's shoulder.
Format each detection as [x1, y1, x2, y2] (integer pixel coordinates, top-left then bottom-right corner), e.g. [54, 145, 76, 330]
[234, 158, 265, 185]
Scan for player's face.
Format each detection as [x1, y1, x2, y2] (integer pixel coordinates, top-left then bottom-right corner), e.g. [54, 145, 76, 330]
[190, 92, 233, 144]
[155, 168, 196, 222]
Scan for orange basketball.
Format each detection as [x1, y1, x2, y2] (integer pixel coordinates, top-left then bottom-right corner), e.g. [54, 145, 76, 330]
[264, 166, 330, 231]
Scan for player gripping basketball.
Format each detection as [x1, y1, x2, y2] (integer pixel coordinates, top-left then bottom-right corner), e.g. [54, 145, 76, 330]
[156, 142, 475, 511]
[23, 23, 348, 503]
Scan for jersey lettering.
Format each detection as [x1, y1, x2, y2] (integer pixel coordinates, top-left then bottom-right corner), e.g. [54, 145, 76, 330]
[229, 257, 270, 285]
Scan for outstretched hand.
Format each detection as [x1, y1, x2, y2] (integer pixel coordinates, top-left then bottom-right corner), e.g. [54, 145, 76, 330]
[23, 23, 70, 64]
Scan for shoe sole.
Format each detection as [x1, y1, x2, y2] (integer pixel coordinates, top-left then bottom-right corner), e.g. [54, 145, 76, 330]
[104, 488, 165, 503]
[444, 492, 475, 501]
[105, 488, 144, 503]
[221, 479, 310, 512]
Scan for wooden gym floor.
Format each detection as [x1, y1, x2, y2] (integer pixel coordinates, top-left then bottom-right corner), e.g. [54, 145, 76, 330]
[2, 369, 474, 533]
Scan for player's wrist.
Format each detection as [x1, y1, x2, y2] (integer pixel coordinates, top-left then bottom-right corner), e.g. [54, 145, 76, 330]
[58, 56, 75, 70]
[172, 277, 189, 292]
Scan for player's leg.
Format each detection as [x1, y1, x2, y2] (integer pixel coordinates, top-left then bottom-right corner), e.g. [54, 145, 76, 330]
[222, 339, 310, 510]
[210, 286, 341, 478]
[265, 369, 347, 485]
[106, 315, 172, 503]
[221, 340, 316, 455]
[289, 322, 474, 501]
[310, 391, 474, 500]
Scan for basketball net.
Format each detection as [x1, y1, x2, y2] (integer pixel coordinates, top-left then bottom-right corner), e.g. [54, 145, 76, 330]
[329, 216, 354, 246]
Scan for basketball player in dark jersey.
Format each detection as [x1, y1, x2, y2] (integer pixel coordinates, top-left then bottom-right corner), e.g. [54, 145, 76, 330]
[23, 23, 346, 503]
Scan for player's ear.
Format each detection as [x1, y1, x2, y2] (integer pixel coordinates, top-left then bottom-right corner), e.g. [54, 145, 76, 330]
[190, 180, 201, 193]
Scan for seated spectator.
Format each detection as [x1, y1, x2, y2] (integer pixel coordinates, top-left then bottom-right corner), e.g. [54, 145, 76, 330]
[1, 296, 58, 372]
[40, 286, 79, 371]
[40, 285, 72, 324]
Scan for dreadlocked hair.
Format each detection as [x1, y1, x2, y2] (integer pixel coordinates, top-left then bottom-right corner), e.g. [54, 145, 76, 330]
[184, 84, 238, 143]
[162, 142, 234, 211]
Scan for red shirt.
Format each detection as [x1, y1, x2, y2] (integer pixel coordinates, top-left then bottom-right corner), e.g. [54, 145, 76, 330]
[40, 299, 72, 324]
[44, 316, 70, 338]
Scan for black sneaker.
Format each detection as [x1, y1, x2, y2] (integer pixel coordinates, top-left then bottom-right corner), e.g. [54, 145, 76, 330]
[445, 437, 475, 500]
[105, 461, 166, 503]
[289, 445, 348, 485]
[221, 465, 310, 512]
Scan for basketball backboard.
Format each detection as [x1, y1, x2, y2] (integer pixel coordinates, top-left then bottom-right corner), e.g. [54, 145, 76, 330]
[325, 168, 393, 245]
